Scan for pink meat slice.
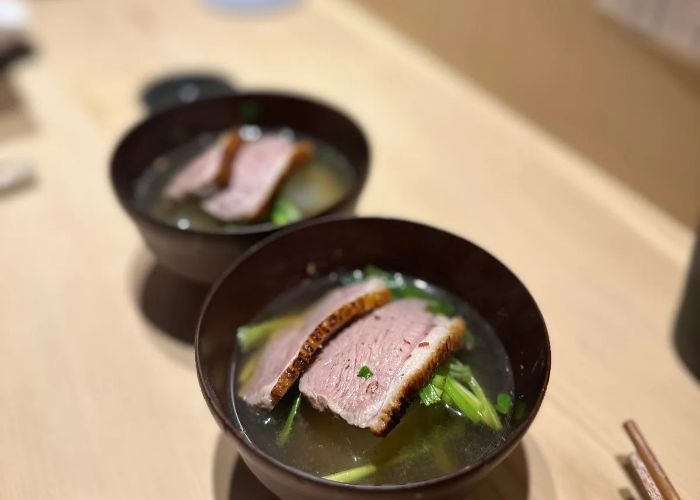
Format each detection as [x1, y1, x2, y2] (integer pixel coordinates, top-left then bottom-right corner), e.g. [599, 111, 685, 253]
[202, 135, 309, 222]
[164, 134, 236, 201]
[239, 278, 392, 410]
[299, 299, 465, 436]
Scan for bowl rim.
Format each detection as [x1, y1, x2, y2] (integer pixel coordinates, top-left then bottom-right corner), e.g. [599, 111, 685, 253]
[109, 91, 371, 240]
[195, 216, 551, 492]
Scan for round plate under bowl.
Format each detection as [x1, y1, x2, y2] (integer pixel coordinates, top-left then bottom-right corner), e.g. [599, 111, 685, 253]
[111, 92, 370, 283]
[196, 216, 550, 500]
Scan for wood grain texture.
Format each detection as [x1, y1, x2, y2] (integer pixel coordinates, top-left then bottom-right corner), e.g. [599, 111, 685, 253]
[353, 0, 700, 228]
[0, 0, 697, 499]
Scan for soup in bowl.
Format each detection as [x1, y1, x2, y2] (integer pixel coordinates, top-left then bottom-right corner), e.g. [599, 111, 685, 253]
[111, 93, 369, 282]
[196, 217, 550, 499]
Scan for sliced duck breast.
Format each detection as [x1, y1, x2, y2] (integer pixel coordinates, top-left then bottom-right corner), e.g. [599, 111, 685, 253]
[240, 278, 391, 410]
[299, 299, 465, 436]
[202, 135, 313, 222]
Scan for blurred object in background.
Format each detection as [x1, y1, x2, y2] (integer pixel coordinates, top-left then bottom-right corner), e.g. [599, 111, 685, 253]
[0, 157, 33, 195]
[205, 0, 297, 13]
[141, 72, 236, 115]
[599, 0, 700, 63]
[0, 0, 32, 142]
[674, 227, 700, 381]
[0, 0, 30, 69]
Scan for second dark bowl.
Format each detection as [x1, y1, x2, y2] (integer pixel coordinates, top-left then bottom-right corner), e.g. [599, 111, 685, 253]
[196, 217, 550, 500]
[111, 92, 370, 283]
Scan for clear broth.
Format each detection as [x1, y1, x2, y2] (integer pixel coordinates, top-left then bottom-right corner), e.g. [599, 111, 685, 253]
[134, 126, 356, 232]
[231, 272, 514, 486]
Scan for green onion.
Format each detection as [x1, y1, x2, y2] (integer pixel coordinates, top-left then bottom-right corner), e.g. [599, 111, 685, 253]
[514, 400, 527, 422]
[357, 365, 374, 379]
[418, 383, 442, 406]
[449, 360, 501, 430]
[270, 197, 302, 226]
[419, 359, 504, 430]
[323, 463, 378, 484]
[496, 393, 513, 415]
[238, 350, 262, 385]
[360, 265, 455, 315]
[441, 390, 454, 407]
[442, 376, 483, 423]
[431, 374, 446, 389]
[276, 392, 302, 447]
[237, 314, 300, 353]
[425, 300, 455, 316]
[393, 284, 431, 300]
[446, 358, 471, 385]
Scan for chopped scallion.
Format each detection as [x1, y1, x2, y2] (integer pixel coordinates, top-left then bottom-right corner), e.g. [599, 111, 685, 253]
[514, 400, 527, 422]
[276, 392, 302, 447]
[270, 197, 302, 226]
[496, 393, 513, 415]
[357, 365, 374, 379]
[237, 314, 300, 353]
[449, 359, 502, 430]
[418, 383, 442, 406]
[323, 463, 378, 483]
[360, 265, 455, 316]
[442, 376, 483, 424]
[425, 300, 455, 316]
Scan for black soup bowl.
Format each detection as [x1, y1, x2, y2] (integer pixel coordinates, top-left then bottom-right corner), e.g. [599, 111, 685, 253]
[195, 217, 550, 500]
[110, 93, 370, 283]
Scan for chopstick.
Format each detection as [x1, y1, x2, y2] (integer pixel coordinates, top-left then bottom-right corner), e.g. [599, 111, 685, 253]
[623, 420, 680, 500]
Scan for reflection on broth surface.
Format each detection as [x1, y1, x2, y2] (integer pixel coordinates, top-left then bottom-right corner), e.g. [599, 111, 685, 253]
[231, 270, 515, 486]
[134, 126, 355, 232]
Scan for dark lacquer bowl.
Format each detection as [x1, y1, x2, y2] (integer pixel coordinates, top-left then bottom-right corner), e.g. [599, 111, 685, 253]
[110, 92, 370, 283]
[196, 217, 550, 500]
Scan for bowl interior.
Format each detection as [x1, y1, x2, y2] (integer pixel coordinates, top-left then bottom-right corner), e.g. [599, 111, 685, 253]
[111, 92, 370, 236]
[196, 217, 550, 490]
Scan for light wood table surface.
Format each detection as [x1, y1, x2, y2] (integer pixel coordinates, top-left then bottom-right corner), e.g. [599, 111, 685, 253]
[1, 0, 697, 498]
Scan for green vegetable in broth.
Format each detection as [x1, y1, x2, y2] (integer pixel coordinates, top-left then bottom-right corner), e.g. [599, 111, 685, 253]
[496, 393, 513, 415]
[443, 377, 483, 424]
[270, 197, 302, 226]
[324, 463, 378, 484]
[349, 265, 455, 316]
[237, 313, 301, 353]
[465, 377, 502, 431]
[238, 349, 262, 385]
[514, 400, 527, 422]
[425, 301, 455, 316]
[277, 391, 302, 447]
[418, 382, 442, 406]
[357, 365, 374, 379]
[447, 359, 502, 430]
[418, 359, 503, 431]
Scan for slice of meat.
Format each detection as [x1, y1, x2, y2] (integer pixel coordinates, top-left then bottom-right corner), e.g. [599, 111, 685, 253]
[239, 278, 391, 410]
[299, 299, 465, 436]
[201, 135, 314, 222]
[164, 132, 241, 201]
